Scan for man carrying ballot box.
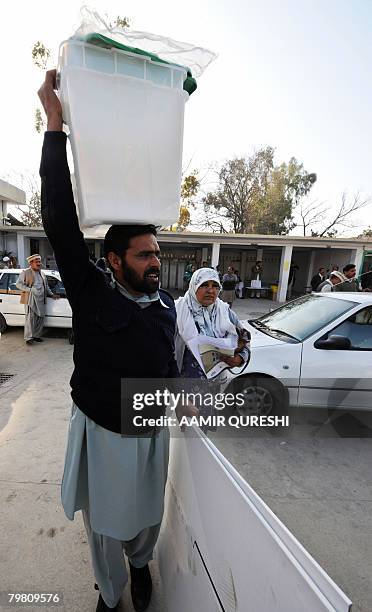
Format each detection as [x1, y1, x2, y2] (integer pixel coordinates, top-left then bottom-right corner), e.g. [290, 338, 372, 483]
[38, 70, 194, 612]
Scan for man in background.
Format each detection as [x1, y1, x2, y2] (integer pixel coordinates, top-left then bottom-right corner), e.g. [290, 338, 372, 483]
[311, 267, 326, 291]
[287, 262, 299, 299]
[317, 271, 344, 292]
[221, 265, 238, 306]
[16, 254, 58, 344]
[250, 261, 263, 298]
[334, 264, 360, 292]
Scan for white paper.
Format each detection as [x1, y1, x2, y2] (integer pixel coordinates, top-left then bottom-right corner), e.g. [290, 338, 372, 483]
[188, 335, 237, 379]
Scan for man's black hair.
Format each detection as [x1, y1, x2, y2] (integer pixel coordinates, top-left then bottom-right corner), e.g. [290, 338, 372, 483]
[343, 263, 356, 273]
[103, 224, 158, 260]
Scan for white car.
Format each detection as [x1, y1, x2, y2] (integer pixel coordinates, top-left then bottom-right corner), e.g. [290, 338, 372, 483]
[0, 268, 72, 341]
[226, 293, 372, 414]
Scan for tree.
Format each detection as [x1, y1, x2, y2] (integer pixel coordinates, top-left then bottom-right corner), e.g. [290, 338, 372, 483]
[201, 148, 316, 234]
[17, 191, 42, 227]
[31, 14, 130, 131]
[109, 16, 130, 28]
[176, 172, 199, 231]
[12, 175, 42, 227]
[165, 171, 200, 231]
[359, 227, 372, 238]
[32, 42, 51, 132]
[31, 41, 50, 69]
[296, 193, 371, 237]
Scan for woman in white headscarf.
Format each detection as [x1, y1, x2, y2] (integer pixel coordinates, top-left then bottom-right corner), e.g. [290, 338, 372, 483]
[175, 267, 250, 378]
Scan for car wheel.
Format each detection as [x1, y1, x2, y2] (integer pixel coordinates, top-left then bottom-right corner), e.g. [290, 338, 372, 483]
[68, 329, 74, 345]
[232, 376, 288, 418]
[0, 313, 7, 333]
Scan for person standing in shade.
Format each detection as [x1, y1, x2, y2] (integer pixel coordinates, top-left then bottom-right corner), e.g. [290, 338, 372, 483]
[310, 267, 326, 291]
[38, 70, 195, 612]
[16, 254, 58, 344]
[287, 263, 299, 299]
[235, 270, 244, 299]
[250, 261, 263, 298]
[221, 266, 238, 306]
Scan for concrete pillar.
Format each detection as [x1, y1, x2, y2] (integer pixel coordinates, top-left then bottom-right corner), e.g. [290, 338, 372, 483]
[350, 247, 364, 276]
[306, 250, 316, 290]
[201, 247, 208, 264]
[256, 248, 263, 262]
[241, 251, 247, 281]
[211, 242, 220, 269]
[17, 233, 26, 268]
[277, 245, 293, 302]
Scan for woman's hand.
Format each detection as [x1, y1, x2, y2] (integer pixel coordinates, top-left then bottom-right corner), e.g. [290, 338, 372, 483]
[218, 354, 243, 368]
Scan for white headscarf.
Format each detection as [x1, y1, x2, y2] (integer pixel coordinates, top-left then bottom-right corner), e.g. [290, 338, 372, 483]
[175, 268, 237, 368]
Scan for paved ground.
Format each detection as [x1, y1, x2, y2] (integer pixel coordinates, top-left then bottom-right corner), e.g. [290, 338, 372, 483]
[1, 297, 371, 611]
[0, 327, 165, 612]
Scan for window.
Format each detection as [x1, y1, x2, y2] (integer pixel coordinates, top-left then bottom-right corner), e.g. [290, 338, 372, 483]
[7, 273, 21, 293]
[46, 276, 66, 297]
[326, 306, 372, 350]
[253, 294, 356, 342]
[0, 273, 8, 293]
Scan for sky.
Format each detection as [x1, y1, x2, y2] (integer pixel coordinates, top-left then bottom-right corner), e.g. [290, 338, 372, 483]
[1, 0, 372, 235]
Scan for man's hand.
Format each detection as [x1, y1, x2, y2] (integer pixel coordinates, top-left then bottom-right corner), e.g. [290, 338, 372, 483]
[38, 70, 63, 131]
[51, 294, 60, 300]
[175, 401, 199, 432]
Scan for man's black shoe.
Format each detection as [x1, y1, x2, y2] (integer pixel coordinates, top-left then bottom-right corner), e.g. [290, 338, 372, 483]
[129, 562, 152, 612]
[96, 593, 120, 611]
[26, 339, 33, 345]
[32, 338, 44, 342]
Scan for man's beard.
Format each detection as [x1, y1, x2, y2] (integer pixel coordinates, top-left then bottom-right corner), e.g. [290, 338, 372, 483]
[122, 264, 160, 294]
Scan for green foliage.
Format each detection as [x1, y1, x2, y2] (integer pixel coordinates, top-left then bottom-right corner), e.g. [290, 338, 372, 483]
[359, 227, 372, 238]
[177, 171, 200, 231]
[203, 148, 316, 234]
[110, 16, 130, 28]
[31, 41, 51, 69]
[35, 108, 45, 134]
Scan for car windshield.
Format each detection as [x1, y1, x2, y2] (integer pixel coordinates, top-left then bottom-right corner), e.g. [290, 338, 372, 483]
[252, 294, 357, 341]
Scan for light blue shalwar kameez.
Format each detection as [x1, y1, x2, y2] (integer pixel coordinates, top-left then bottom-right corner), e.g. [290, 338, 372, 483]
[61, 283, 171, 609]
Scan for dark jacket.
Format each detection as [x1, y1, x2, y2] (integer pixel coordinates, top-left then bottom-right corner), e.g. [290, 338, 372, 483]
[334, 277, 360, 292]
[310, 273, 325, 291]
[361, 271, 372, 290]
[40, 132, 179, 434]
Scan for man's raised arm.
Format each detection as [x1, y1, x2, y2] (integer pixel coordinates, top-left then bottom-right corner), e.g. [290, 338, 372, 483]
[38, 70, 90, 304]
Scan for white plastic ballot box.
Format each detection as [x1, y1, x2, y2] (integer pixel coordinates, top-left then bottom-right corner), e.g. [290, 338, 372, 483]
[57, 39, 189, 228]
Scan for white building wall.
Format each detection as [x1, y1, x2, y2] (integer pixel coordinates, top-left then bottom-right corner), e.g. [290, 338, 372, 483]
[313, 249, 353, 275]
[0, 232, 17, 256]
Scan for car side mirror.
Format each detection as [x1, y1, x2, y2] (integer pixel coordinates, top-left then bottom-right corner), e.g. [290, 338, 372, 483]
[314, 334, 352, 350]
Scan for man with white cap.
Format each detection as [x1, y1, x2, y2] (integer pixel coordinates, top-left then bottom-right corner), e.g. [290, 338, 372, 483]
[16, 254, 57, 344]
[317, 270, 344, 292]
